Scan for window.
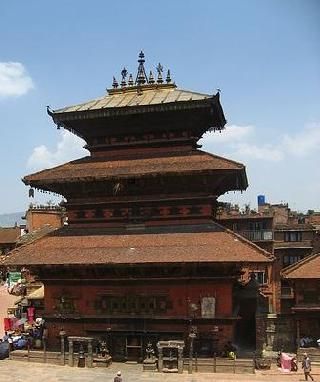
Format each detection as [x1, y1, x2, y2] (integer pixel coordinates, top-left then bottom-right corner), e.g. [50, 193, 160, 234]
[254, 271, 267, 285]
[232, 223, 238, 232]
[58, 296, 75, 313]
[283, 255, 303, 266]
[284, 231, 302, 242]
[303, 290, 318, 304]
[249, 222, 266, 231]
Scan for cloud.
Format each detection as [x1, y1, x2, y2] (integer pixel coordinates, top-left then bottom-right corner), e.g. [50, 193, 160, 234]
[201, 122, 320, 211]
[27, 130, 88, 171]
[283, 123, 320, 157]
[233, 143, 284, 161]
[202, 124, 284, 162]
[0, 62, 34, 97]
[202, 122, 320, 162]
[204, 125, 254, 144]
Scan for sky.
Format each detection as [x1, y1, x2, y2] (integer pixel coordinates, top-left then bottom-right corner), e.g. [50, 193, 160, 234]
[0, 0, 319, 214]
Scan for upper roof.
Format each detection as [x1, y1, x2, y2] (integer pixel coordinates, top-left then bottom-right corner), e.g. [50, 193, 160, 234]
[53, 85, 213, 114]
[282, 252, 320, 279]
[0, 227, 20, 245]
[48, 52, 226, 130]
[23, 150, 247, 188]
[4, 224, 273, 267]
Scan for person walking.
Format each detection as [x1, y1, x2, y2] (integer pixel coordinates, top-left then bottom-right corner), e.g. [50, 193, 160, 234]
[114, 371, 122, 382]
[302, 353, 314, 381]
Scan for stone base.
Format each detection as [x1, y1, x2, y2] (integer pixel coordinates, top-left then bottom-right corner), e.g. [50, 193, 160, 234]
[143, 361, 157, 371]
[163, 368, 178, 373]
[93, 356, 112, 367]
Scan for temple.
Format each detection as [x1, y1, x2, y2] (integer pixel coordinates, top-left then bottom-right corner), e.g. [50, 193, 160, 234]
[5, 52, 273, 361]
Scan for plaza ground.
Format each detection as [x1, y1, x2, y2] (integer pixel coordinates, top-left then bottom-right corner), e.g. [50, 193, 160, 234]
[0, 360, 319, 382]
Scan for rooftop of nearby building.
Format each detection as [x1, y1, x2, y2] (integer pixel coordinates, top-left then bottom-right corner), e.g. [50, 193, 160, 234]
[282, 252, 320, 279]
[0, 226, 21, 244]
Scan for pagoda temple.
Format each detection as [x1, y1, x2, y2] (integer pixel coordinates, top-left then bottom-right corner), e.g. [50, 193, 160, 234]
[5, 52, 273, 360]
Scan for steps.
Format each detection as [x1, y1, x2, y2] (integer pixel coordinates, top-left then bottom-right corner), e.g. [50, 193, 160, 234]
[184, 357, 255, 374]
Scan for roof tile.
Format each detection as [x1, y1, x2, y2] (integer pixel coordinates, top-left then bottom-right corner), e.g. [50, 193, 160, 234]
[282, 252, 320, 279]
[23, 151, 245, 185]
[4, 227, 273, 266]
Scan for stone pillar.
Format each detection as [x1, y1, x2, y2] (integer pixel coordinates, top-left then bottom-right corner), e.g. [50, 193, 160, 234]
[60, 330, 66, 366]
[178, 346, 184, 374]
[157, 345, 163, 372]
[87, 339, 93, 368]
[265, 313, 277, 350]
[68, 339, 74, 367]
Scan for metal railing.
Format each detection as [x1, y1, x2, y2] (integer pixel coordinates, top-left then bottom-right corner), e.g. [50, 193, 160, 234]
[238, 230, 273, 241]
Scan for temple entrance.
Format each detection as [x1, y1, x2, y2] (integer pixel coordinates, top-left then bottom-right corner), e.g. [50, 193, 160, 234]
[107, 331, 183, 362]
[235, 298, 257, 349]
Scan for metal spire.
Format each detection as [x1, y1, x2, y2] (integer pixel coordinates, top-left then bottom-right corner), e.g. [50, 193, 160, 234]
[112, 76, 119, 88]
[156, 63, 163, 84]
[120, 67, 128, 87]
[166, 69, 171, 83]
[128, 73, 134, 86]
[148, 70, 155, 84]
[136, 50, 148, 85]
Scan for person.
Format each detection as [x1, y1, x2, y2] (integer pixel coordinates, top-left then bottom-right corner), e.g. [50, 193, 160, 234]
[302, 353, 314, 381]
[114, 371, 122, 382]
[223, 341, 237, 359]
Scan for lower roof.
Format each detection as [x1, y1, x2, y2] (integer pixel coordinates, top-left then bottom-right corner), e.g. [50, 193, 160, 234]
[282, 252, 320, 279]
[4, 223, 273, 267]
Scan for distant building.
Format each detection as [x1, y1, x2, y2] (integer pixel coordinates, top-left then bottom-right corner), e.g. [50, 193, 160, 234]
[0, 226, 21, 256]
[23, 204, 65, 233]
[282, 252, 320, 348]
[217, 199, 319, 351]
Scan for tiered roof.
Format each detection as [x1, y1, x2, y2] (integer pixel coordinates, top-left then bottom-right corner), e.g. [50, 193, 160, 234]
[23, 151, 247, 190]
[4, 224, 273, 266]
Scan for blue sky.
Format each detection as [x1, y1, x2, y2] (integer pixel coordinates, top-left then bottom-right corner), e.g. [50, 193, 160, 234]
[0, 0, 319, 214]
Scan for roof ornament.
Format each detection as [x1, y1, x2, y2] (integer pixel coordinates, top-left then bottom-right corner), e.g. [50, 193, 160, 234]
[108, 52, 176, 92]
[136, 50, 148, 85]
[156, 63, 163, 84]
[112, 76, 119, 89]
[128, 73, 134, 86]
[148, 70, 155, 84]
[166, 69, 171, 84]
[120, 68, 128, 87]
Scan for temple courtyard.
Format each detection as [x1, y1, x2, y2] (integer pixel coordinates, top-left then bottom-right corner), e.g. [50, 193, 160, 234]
[0, 360, 319, 382]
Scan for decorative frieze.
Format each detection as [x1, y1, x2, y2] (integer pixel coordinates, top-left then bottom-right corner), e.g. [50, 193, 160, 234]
[67, 202, 215, 225]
